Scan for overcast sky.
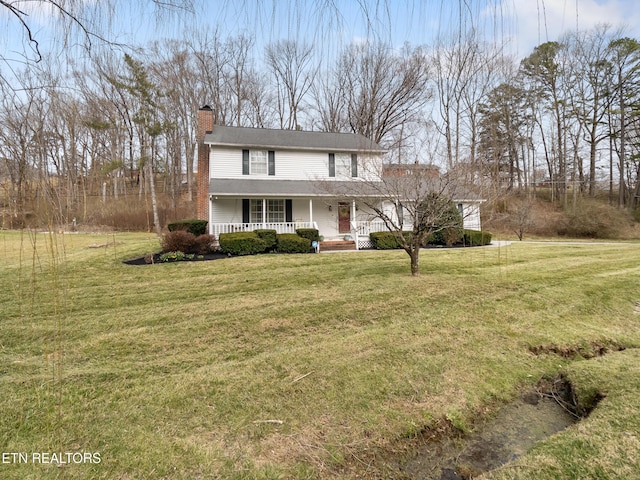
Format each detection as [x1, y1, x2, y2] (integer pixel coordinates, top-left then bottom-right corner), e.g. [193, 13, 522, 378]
[2, 0, 640, 67]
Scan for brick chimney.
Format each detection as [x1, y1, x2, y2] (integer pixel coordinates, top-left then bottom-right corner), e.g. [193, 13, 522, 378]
[196, 105, 213, 221]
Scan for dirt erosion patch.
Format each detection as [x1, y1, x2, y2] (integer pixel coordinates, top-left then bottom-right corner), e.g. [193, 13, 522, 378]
[528, 339, 626, 359]
[397, 377, 582, 479]
[346, 373, 601, 480]
[329, 375, 593, 480]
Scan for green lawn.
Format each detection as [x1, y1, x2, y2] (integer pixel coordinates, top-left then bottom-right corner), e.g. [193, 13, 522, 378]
[1, 230, 639, 479]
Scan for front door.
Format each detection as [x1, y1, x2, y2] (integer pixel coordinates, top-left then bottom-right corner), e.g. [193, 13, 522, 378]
[338, 202, 351, 234]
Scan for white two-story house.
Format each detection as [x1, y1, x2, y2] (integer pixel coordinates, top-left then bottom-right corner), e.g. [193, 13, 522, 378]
[195, 106, 482, 249]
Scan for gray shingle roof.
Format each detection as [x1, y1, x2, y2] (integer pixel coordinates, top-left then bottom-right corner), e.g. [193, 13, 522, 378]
[204, 125, 386, 153]
[209, 179, 382, 197]
[209, 178, 483, 202]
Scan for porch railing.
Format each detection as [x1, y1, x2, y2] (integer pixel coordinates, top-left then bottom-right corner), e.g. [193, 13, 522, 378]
[354, 220, 414, 236]
[355, 220, 386, 236]
[211, 222, 318, 237]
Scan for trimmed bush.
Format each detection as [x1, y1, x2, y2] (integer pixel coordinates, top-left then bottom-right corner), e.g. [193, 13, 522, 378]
[219, 232, 266, 256]
[254, 229, 277, 252]
[276, 234, 312, 253]
[167, 219, 208, 236]
[193, 234, 218, 254]
[295, 228, 320, 244]
[428, 226, 464, 246]
[161, 230, 197, 254]
[463, 229, 492, 246]
[423, 202, 464, 246]
[369, 231, 412, 249]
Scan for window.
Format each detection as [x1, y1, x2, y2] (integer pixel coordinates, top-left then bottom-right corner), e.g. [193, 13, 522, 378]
[329, 153, 357, 177]
[336, 153, 351, 177]
[243, 150, 275, 175]
[250, 150, 268, 175]
[249, 199, 285, 223]
[250, 199, 263, 223]
[267, 200, 285, 222]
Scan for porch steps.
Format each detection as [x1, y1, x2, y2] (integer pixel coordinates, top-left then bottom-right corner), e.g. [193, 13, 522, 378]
[319, 240, 356, 252]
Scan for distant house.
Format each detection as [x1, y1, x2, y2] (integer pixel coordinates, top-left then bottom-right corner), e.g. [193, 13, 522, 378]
[196, 107, 483, 249]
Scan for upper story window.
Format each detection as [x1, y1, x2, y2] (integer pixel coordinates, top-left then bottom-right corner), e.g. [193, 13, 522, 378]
[335, 154, 351, 177]
[251, 150, 268, 175]
[243, 149, 275, 176]
[329, 153, 357, 178]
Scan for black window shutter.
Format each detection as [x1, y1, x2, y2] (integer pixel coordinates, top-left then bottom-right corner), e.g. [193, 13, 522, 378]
[328, 153, 335, 177]
[351, 153, 358, 177]
[268, 151, 275, 176]
[285, 199, 293, 223]
[242, 199, 250, 223]
[242, 150, 249, 175]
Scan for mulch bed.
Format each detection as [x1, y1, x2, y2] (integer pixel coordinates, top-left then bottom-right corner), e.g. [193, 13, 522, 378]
[123, 252, 229, 265]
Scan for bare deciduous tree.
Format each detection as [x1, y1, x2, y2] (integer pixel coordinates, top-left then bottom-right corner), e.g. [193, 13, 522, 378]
[321, 160, 474, 276]
[338, 41, 431, 147]
[265, 39, 316, 130]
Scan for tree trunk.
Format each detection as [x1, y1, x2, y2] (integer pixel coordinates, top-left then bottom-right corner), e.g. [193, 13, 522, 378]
[588, 126, 597, 197]
[147, 161, 162, 237]
[619, 68, 626, 208]
[410, 249, 420, 276]
[407, 239, 421, 276]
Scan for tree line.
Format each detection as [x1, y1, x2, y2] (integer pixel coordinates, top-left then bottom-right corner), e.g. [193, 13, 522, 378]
[1, 24, 639, 228]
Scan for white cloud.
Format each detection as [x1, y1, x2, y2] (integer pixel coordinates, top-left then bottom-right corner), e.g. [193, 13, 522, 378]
[500, 0, 640, 58]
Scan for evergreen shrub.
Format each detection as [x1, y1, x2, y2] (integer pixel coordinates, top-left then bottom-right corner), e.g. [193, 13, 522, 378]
[463, 230, 492, 246]
[369, 231, 412, 249]
[254, 229, 277, 251]
[423, 202, 464, 246]
[276, 234, 312, 253]
[219, 232, 266, 256]
[167, 219, 208, 236]
[295, 228, 320, 243]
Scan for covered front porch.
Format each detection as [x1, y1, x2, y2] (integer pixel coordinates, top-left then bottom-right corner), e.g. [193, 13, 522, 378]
[208, 196, 390, 249]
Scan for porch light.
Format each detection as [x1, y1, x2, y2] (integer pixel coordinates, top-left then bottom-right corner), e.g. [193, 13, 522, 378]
[328, 204, 332, 212]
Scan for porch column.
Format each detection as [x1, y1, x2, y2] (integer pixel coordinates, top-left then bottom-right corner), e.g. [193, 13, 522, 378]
[351, 200, 356, 226]
[262, 199, 266, 228]
[209, 195, 214, 235]
[309, 199, 313, 226]
[352, 200, 358, 250]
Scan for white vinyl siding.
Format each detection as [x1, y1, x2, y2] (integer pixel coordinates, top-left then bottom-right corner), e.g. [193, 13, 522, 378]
[209, 147, 381, 181]
[460, 203, 482, 230]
